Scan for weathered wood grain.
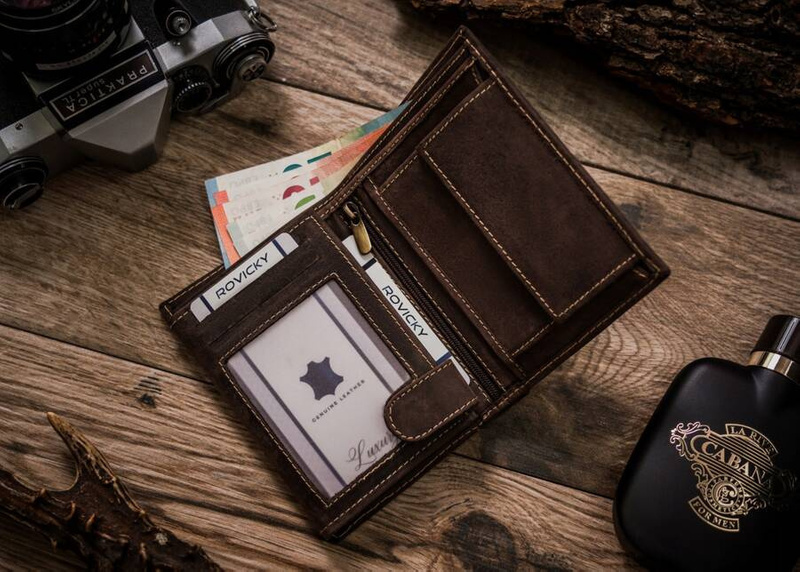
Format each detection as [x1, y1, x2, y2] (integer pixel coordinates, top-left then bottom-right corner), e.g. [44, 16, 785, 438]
[0, 325, 639, 570]
[0, 2, 797, 569]
[0, 80, 798, 501]
[0, 517, 83, 571]
[261, 0, 800, 219]
[409, 0, 800, 130]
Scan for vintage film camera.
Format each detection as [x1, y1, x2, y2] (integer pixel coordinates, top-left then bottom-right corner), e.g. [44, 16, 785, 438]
[0, 0, 276, 210]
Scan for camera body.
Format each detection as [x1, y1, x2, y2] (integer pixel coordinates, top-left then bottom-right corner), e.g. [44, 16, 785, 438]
[0, 0, 275, 209]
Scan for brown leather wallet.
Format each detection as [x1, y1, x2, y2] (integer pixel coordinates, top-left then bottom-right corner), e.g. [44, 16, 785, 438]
[161, 27, 669, 540]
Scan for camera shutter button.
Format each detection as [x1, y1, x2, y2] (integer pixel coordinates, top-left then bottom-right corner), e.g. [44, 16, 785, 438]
[173, 67, 214, 114]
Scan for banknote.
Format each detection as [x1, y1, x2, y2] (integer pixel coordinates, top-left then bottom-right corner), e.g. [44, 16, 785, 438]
[214, 125, 385, 210]
[205, 103, 407, 205]
[226, 158, 359, 257]
[206, 104, 407, 266]
[212, 136, 370, 265]
[212, 158, 357, 266]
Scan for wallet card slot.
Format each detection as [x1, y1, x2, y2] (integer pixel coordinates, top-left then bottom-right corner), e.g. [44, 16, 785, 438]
[188, 244, 322, 347]
[419, 77, 640, 322]
[334, 193, 519, 401]
[208, 217, 433, 378]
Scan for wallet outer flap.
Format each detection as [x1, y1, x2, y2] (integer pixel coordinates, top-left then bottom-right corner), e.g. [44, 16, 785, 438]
[160, 25, 670, 540]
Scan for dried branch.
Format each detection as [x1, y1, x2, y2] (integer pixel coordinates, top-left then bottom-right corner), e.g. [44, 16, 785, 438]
[410, 0, 800, 131]
[0, 412, 222, 571]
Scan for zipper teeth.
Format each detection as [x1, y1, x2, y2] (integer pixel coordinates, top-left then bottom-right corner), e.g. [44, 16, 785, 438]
[351, 203, 503, 401]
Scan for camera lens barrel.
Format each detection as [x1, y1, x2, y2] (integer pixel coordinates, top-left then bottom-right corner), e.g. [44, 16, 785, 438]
[0, 0, 131, 79]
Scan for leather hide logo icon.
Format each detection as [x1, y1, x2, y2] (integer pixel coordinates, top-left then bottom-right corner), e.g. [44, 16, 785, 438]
[299, 357, 344, 400]
[670, 422, 796, 532]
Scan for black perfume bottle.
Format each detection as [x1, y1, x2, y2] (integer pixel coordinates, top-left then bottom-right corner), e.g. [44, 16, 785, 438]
[614, 315, 800, 571]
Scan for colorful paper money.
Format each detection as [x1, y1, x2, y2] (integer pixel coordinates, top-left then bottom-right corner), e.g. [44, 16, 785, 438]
[206, 104, 406, 266]
[227, 158, 359, 256]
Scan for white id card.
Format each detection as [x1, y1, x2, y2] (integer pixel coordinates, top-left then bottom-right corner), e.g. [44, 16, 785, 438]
[226, 280, 409, 498]
[341, 235, 471, 385]
[190, 232, 298, 321]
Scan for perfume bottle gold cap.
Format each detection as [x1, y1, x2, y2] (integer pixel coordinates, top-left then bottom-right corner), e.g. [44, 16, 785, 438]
[748, 314, 800, 383]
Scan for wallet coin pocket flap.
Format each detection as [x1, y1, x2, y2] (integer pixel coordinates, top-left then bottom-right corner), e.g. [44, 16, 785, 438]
[419, 79, 640, 323]
[374, 152, 549, 369]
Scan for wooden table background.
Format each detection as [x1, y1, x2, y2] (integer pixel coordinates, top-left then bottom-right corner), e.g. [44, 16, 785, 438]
[1, 1, 799, 569]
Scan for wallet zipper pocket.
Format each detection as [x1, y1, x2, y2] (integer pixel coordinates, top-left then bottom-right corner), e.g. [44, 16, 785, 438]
[342, 199, 504, 402]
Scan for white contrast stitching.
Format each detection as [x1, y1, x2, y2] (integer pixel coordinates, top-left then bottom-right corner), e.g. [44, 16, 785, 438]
[378, 154, 418, 197]
[319, 33, 665, 534]
[511, 322, 553, 357]
[320, 424, 462, 535]
[311, 218, 430, 373]
[484, 267, 660, 419]
[165, 264, 226, 321]
[427, 148, 637, 318]
[219, 273, 334, 505]
[459, 35, 644, 259]
[470, 64, 482, 86]
[215, 268, 417, 506]
[322, 425, 478, 534]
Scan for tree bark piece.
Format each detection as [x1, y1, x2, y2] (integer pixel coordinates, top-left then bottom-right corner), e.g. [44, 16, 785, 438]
[0, 412, 222, 571]
[409, 0, 800, 131]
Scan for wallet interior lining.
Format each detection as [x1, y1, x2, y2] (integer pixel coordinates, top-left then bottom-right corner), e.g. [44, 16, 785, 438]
[317, 32, 652, 373]
[369, 162, 542, 373]
[344, 198, 513, 396]
[369, 55, 483, 186]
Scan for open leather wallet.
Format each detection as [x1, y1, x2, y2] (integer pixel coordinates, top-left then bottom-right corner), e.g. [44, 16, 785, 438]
[161, 27, 670, 539]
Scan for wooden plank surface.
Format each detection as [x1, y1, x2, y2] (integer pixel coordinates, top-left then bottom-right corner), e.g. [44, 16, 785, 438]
[1, 80, 798, 501]
[0, 325, 637, 570]
[263, 0, 800, 219]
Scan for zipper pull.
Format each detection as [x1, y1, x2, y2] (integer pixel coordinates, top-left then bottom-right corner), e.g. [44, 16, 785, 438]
[342, 201, 372, 255]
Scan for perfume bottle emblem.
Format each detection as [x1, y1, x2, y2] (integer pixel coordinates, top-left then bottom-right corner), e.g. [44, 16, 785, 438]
[670, 422, 797, 532]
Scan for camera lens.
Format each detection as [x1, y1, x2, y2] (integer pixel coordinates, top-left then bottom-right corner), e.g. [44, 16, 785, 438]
[0, 0, 131, 79]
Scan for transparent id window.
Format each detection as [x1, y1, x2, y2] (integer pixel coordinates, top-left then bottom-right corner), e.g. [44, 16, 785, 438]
[227, 280, 409, 498]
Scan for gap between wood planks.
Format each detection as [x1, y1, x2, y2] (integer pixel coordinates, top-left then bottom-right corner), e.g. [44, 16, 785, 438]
[259, 76, 800, 225]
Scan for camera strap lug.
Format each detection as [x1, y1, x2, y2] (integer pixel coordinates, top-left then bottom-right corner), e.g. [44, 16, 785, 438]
[246, 5, 278, 33]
